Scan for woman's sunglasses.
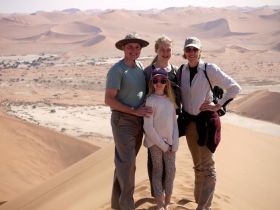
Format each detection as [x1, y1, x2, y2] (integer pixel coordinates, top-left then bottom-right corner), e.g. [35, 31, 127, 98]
[185, 47, 199, 53]
[152, 78, 167, 84]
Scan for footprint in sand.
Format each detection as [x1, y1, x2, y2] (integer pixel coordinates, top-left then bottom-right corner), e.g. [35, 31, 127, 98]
[214, 193, 231, 204]
[169, 201, 197, 210]
[177, 198, 193, 205]
[135, 185, 149, 192]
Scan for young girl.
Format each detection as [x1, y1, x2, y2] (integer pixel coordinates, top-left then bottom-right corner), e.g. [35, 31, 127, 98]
[143, 68, 179, 210]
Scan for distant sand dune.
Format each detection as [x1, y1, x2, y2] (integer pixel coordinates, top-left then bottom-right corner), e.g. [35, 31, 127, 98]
[0, 6, 280, 55]
[0, 20, 52, 40]
[51, 22, 101, 35]
[62, 8, 81, 14]
[192, 18, 254, 37]
[82, 35, 106, 47]
[0, 15, 51, 25]
[260, 11, 280, 20]
[34, 11, 90, 24]
[249, 7, 277, 16]
[64, 34, 115, 57]
[0, 37, 11, 43]
[273, 42, 280, 51]
[8, 21, 103, 46]
[232, 90, 280, 124]
[16, 30, 104, 45]
[226, 45, 250, 53]
[17, 30, 87, 41]
[193, 18, 231, 34]
[100, 9, 132, 19]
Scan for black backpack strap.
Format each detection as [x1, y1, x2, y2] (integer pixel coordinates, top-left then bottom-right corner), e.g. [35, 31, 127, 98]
[169, 64, 176, 79]
[169, 64, 180, 88]
[204, 63, 219, 105]
[203, 63, 233, 112]
[176, 64, 184, 87]
[203, 62, 214, 92]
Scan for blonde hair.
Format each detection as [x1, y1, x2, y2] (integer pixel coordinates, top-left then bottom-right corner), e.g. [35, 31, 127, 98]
[151, 35, 173, 65]
[148, 77, 178, 108]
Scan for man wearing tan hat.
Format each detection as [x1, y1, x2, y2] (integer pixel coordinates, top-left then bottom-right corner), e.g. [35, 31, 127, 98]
[105, 33, 152, 210]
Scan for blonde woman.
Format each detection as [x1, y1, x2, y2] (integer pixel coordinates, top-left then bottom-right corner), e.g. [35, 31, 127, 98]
[144, 35, 178, 93]
[144, 35, 180, 199]
[143, 68, 179, 209]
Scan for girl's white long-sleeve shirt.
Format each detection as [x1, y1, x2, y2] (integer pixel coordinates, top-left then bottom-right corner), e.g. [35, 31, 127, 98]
[143, 94, 179, 152]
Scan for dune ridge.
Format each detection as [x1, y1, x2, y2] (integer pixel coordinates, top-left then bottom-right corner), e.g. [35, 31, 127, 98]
[50, 22, 101, 35]
[0, 112, 98, 202]
[0, 6, 279, 56]
[192, 18, 255, 37]
[232, 90, 280, 124]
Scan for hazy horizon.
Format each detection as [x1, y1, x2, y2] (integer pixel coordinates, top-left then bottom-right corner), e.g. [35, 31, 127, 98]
[0, 0, 279, 14]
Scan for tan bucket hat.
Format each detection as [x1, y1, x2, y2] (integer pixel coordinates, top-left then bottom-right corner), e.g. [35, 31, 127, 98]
[115, 32, 149, 50]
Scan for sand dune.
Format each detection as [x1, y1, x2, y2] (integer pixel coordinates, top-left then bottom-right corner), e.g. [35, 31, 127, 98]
[0, 112, 98, 202]
[35, 11, 90, 24]
[0, 123, 279, 210]
[16, 22, 102, 44]
[248, 6, 278, 16]
[232, 90, 280, 124]
[0, 91, 279, 210]
[51, 22, 101, 35]
[64, 35, 116, 57]
[18, 30, 90, 42]
[226, 45, 250, 53]
[14, 32, 104, 47]
[62, 8, 81, 14]
[99, 9, 137, 20]
[82, 35, 106, 47]
[259, 10, 280, 19]
[273, 42, 280, 51]
[191, 18, 253, 37]
[0, 22, 52, 40]
[0, 15, 51, 25]
[1, 6, 279, 56]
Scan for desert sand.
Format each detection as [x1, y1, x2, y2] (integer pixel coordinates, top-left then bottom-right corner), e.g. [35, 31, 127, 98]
[0, 6, 280, 210]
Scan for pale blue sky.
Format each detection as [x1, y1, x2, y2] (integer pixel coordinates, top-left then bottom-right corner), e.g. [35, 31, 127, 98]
[0, 0, 279, 13]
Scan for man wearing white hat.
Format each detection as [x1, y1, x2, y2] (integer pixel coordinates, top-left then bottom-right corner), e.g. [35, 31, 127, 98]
[105, 33, 152, 210]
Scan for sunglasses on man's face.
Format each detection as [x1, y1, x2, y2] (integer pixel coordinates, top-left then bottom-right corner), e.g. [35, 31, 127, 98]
[152, 78, 167, 84]
[185, 47, 199, 53]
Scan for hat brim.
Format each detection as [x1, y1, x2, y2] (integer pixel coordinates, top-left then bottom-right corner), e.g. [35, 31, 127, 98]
[152, 73, 168, 78]
[115, 38, 149, 50]
[184, 44, 201, 49]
